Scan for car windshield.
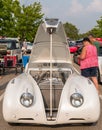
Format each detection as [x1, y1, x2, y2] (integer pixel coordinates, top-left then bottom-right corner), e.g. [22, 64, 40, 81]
[0, 40, 20, 49]
[27, 43, 32, 46]
[29, 42, 71, 64]
[69, 42, 76, 47]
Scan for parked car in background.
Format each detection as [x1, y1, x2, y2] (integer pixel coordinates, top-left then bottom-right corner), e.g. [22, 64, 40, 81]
[73, 46, 102, 83]
[96, 38, 102, 45]
[0, 38, 22, 62]
[75, 39, 83, 49]
[68, 41, 78, 53]
[97, 47, 102, 83]
[0, 45, 7, 58]
[26, 42, 33, 54]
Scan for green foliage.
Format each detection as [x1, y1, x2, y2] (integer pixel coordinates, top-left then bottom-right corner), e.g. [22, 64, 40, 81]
[0, 0, 101, 41]
[66, 16, 102, 40]
[15, 2, 44, 41]
[0, 0, 15, 36]
[82, 16, 102, 38]
[63, 22, 79, 40]
[0, 0, 44, 41]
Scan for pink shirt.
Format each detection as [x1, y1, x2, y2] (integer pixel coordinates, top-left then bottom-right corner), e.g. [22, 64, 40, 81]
[80, 45, 98, 69]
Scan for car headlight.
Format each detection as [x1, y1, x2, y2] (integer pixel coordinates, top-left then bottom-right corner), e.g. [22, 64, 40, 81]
[70, 93, 84, 107]
[20, 93, 34, 107]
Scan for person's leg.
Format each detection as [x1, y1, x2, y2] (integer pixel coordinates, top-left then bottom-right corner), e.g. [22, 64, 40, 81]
[91, 76, 99, 93]
[89, 67, 99, 93]
[81, 68, 99, 93]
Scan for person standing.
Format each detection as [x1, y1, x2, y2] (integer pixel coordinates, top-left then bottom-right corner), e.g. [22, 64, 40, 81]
[78, 37, 99, 93]
[22, 39, 27, 54]
[88, 34, 100, 55]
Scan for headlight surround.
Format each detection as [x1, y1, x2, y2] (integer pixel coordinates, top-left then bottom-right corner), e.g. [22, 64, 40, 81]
[20, 92, 34, 107]
[70, 93, 84, 107]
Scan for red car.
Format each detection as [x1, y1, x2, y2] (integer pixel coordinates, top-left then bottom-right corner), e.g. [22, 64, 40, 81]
[96, 38, 102, 45]
[68, 42, 78, 53]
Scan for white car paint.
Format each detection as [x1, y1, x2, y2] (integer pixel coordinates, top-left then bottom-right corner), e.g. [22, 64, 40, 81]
[2, 19, 100, 125]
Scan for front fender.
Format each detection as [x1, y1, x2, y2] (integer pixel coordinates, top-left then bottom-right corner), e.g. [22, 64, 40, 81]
[3, 73, 46, 123]
[57, 73, 100, 123]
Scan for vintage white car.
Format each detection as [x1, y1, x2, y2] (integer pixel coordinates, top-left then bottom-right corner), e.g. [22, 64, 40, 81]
[3, 19, 100, 125]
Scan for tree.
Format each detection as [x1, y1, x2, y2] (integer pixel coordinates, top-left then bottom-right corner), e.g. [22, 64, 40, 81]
[0, 0, 44, 41]
[63, 22, 79, 40]
[15, 2, 44, 41]
[0, 0, 16, 36]
[86, 16, 102, 38]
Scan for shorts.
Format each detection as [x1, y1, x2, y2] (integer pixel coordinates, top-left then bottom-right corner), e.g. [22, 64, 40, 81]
[81, 67, 98, 77]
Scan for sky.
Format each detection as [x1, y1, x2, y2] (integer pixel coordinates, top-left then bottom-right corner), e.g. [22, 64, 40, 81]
[20, 0, 102, 33]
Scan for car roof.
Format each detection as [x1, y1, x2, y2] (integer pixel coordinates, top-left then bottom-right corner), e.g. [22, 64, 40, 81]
[0, 39, 18, 43]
